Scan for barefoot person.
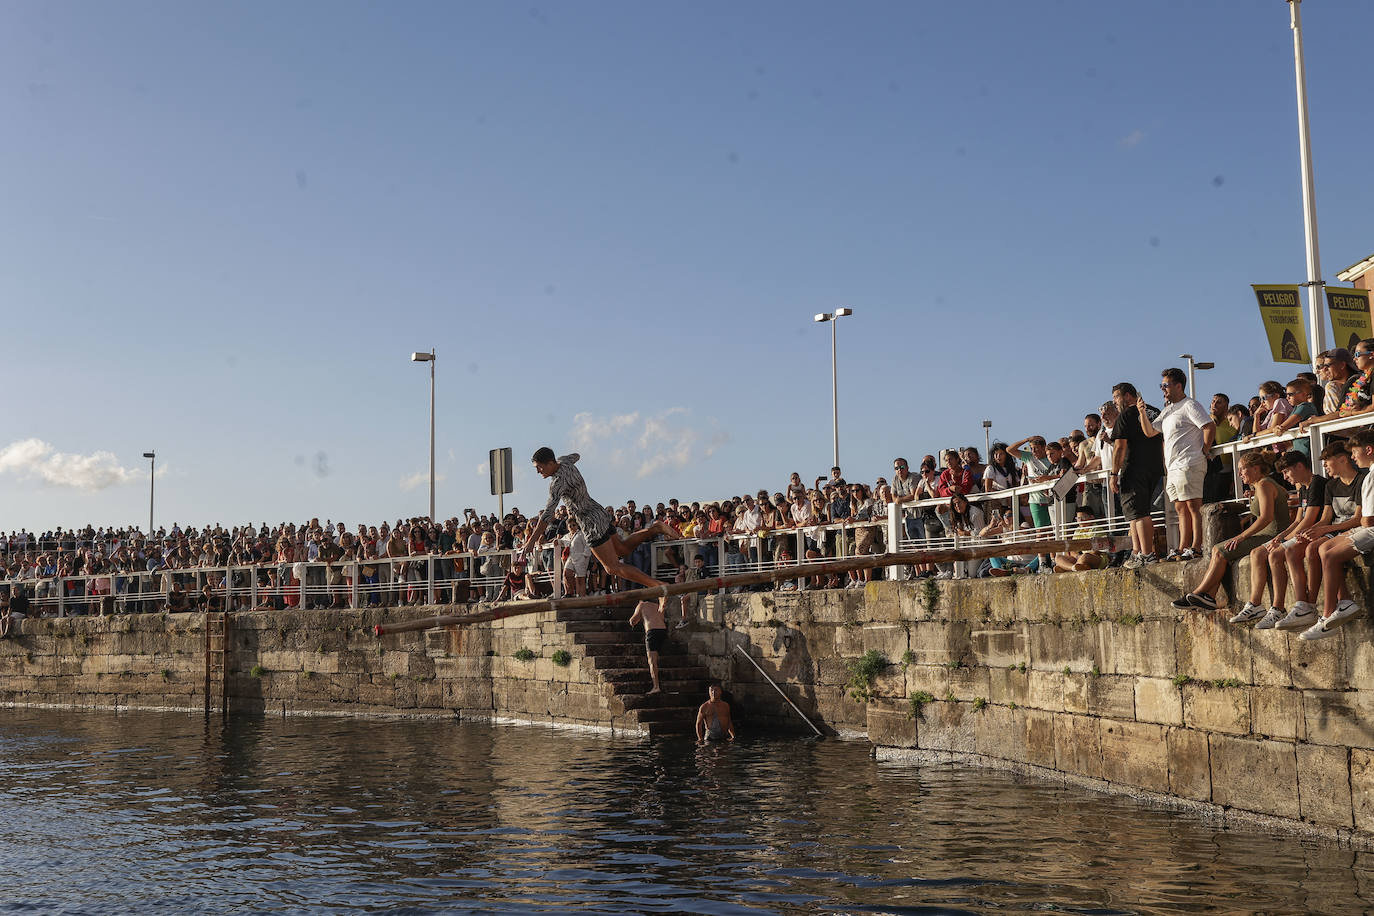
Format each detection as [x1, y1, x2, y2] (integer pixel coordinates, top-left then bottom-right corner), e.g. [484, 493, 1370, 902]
[522, 448, 671, 611]
[695, 683, 736, 743]
[629, 599, 667, 694]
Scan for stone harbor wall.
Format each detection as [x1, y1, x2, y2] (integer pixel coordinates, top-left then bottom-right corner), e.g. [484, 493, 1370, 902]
[0, 605, 701, 734]
[4, 554, 1374, 840]
[681, 558, 1374, 843]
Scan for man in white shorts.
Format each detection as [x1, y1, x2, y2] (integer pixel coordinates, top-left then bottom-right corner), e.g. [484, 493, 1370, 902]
[562, 517, 590, 596]
[1139, 367, 1215, 561]
[1305, 428, 1374, 640]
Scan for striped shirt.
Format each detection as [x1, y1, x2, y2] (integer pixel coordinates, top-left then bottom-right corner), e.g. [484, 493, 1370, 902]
[542, 453, 613, 540]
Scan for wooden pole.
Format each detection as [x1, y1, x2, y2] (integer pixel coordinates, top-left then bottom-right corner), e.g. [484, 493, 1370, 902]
[372, 537, 1117, 636]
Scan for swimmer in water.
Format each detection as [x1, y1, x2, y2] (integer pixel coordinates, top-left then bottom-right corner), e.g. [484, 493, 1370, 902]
[695, 683, 735, 743]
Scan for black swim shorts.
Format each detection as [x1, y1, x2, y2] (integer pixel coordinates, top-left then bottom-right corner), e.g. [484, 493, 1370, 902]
[644, 628, 667, 653]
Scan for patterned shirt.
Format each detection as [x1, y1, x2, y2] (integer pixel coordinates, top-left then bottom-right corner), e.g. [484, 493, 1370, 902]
[1341, 369, 1374, 416]
[542, 454, 613, 539]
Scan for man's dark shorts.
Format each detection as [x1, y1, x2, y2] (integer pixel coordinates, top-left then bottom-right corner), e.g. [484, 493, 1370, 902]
[1119, 480, 1156, 522]
[644, 628, 668, 653]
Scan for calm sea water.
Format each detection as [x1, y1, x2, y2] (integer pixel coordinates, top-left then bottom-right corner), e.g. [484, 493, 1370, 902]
[1, 708, 1371, 915]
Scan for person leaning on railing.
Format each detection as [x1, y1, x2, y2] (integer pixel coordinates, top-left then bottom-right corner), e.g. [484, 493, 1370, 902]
[1299, 339, 1374, 435]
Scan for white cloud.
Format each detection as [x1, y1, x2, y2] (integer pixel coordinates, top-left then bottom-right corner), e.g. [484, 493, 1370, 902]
[0, 438, 143, 490]
[566, 409, 729, 480]
[476, 461, 489, 476]
[399, 470, 447, 492]
[1118, 129, 1145, 149]
[570, 411, 641, 451]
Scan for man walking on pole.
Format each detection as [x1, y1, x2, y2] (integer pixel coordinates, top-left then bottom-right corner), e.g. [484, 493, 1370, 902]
[521, 448, 670, 613]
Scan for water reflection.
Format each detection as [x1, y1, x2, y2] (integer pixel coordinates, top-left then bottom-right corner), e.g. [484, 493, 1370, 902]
[0, 708, 1370, 913]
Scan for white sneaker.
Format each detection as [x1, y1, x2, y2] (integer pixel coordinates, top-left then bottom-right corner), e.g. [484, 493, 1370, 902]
[1254, 607, 1286, 630]
[675, 619, 691, 629]
[1122, 553, 1144, 570]
[1276, 602, 1317, 631]
[1228, 602, 1266, 624]
[935, 570, 953, 580]
[1299, 616, 1340, 641]
[1325, 599, 1364, 629]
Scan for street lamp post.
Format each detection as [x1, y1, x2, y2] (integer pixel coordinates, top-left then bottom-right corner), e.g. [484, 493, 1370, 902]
[1286, 0, 1327, 366]
[982, 420, 992, 462]
[410, 349, 436, 521]
[813, 308, 854, 467]
[1178, 354, 1216, 400]
[142, 451, 155, 535]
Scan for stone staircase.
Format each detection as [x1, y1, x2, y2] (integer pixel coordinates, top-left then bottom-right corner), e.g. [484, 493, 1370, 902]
[555, 605, 709, 736]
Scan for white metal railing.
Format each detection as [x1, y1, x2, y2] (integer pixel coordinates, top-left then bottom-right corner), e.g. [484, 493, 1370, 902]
[6, 414, 1371, 610]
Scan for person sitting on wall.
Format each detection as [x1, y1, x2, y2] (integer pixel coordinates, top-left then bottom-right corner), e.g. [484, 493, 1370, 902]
[1053, 506, 1109, 573]
[1303, 428, 1374, 640]
[1172, 451, 1289, 612]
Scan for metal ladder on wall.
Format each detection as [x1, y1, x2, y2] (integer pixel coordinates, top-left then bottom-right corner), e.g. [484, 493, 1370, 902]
[204, 612, 230, 719]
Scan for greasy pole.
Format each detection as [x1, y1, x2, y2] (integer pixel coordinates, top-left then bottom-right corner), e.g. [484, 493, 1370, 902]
[371, 537, 1117, 636]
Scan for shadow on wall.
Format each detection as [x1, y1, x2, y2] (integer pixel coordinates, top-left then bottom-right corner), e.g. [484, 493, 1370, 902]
[724, 625, 823, 736]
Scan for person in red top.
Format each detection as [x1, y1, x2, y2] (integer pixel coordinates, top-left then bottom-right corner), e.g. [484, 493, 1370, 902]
[936, 449, 975, 497]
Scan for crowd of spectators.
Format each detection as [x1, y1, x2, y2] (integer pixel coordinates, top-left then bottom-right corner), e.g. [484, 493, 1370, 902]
[4, 347, 1374, 637]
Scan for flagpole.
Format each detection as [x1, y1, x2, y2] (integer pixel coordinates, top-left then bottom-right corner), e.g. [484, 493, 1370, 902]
[1288, 0, 1325, 366]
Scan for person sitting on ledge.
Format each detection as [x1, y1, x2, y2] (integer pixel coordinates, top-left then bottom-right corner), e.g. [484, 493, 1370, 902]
[1172, 451, 1288, 612]
[1301, 428, 1374, 640]
[1053, 505, 1109, 573]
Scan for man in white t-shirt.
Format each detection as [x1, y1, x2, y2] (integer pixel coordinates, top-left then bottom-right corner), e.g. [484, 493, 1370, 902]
[1305, 428, 1374, 640]
[1139, 367, 1215, 561]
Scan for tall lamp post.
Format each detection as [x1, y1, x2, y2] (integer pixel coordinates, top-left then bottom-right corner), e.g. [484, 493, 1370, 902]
[1287, 0, 1326, 365]
[1178, 354, 1215, 400]
[982, 420, 992, 462]
[410, 349, 436, 521]
[813, 308, 854, 467]
[142, 451, 155, 535]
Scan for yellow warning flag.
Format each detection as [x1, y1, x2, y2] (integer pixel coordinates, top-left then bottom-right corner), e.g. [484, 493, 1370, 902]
[1325, 287, 1372, 354]
[1252, 285, 1309, 364]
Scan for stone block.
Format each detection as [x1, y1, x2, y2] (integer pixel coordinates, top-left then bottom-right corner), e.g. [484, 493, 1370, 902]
[1099, 719, 1169, 793]
[446, 677, 493, 711]
[988, 667, 1028, 707]
[1291, 635, 1350, 690]
[970, 627, 1025, 669]
[1174, 615, 1249, 683]
[867, 698, 916, 748]
[1344, 637, 1374, 693]
[1303, 691, 1374, 750]
[1026, 622, 1100, 675]
[905, 621, 973, 666]
[1026, 670, 1063, 712]
[356, 678, 398, 707]
[1134, 677, 1183, 726]
[861, 624, 909, 663]
[1167, 727, 1211, 802]
[1209, 734, 1299, 820]
[1247, 629, 1291, 688]
[1182, 685, 1251, 735]
[970, 704, 1017, 762]
[1085, 675, 1135, 720]
[1297, 743, 1353, 828]
[1350, 749, 1374, 833]
[1250, 687, 1306, 741]
[1020, 707, 1057, 768]
[904, 663, 950, 699]
[916, 700, 975, 754]
[833, 623, 865, 658]
[946, 666, 992, 703]
[1100, 619, 1176, 679]
[1052, 712, 1102, 780]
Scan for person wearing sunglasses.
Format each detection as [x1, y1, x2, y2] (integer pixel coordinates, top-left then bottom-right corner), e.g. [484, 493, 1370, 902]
[1300, 339, 1374, 432]
[1137, 367, 1215, 562]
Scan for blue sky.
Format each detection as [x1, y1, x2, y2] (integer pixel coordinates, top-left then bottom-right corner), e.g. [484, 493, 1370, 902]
[3, 0, 1372, 532]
